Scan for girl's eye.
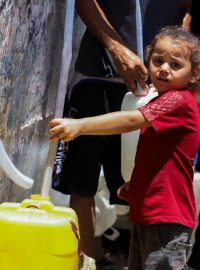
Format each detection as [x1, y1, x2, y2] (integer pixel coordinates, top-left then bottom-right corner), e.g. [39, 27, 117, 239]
[171, 62, 180, 69]
[153, 58, 163, 65]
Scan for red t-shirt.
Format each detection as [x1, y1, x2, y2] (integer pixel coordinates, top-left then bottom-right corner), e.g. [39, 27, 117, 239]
[128, 89, 200, 228]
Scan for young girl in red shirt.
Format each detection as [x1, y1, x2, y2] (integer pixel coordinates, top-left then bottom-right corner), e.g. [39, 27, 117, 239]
[49, 26, 200, 270]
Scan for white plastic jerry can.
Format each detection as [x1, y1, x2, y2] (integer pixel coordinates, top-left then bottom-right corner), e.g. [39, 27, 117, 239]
[121, 89, 158, 182]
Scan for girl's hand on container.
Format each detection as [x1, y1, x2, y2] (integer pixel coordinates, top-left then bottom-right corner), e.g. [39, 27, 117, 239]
[49, 118, 80, 142]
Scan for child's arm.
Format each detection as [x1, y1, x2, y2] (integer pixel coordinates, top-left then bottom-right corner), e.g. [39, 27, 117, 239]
[49, 110, 150, 142]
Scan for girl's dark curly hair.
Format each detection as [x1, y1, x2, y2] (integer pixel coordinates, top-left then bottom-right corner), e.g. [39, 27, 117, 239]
[145, 26, 200, 69]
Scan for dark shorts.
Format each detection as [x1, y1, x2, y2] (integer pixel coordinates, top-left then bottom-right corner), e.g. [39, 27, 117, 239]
[128, 223, 192, 270]
[52, 79, 128, 204]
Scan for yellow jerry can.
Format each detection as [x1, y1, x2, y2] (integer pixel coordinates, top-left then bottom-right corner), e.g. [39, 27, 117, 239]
[0, 194, 81, 270]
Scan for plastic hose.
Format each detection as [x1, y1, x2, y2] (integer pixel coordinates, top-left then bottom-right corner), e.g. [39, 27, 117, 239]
[0, 139, 34, 189]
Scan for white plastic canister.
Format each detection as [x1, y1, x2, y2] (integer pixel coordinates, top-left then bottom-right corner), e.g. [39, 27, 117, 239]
[121, 89, 158, 182]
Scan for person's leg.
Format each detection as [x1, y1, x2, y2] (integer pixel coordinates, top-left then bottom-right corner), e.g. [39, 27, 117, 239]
[52, 80, 107, 261]
[128, 223, 192, 270]
[138, 223, 192, 270]
[128, 224, 143, 270]
[53, 80, 128, 267]
[70, 194, 96, 258]
[52, 79, 127, 265]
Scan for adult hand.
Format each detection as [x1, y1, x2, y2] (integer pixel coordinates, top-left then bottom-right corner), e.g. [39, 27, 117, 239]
[110, 43, 148, 93]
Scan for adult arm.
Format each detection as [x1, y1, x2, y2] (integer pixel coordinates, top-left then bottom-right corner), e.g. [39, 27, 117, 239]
[49, 110, 150, 142]
[75, 0, 148, 93]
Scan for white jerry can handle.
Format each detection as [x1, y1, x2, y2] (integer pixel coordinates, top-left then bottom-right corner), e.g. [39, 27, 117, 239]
[121, 90, 158, 182]
[0, 139, 34, 189]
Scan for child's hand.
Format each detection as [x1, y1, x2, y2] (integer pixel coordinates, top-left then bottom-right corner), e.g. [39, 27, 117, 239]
[49, 118, 80, 142]
[148, 84, 158, 93]
[117, 182, 130, 201]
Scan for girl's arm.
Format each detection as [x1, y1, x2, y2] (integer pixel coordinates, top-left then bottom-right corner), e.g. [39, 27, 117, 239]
[49, 110, 150, 142]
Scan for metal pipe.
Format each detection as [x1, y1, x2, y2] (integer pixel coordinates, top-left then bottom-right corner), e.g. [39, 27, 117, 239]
[41, 0, 75, 197]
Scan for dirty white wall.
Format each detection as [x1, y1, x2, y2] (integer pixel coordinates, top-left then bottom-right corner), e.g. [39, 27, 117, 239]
[0, 0, 67, 202]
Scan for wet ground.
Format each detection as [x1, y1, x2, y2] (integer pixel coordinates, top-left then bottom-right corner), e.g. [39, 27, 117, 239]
[95, 224, 130, 270]
[96, 250, 128, 270]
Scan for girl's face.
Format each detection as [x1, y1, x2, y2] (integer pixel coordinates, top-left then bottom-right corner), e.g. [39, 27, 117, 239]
[149, 37, 195, 93]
